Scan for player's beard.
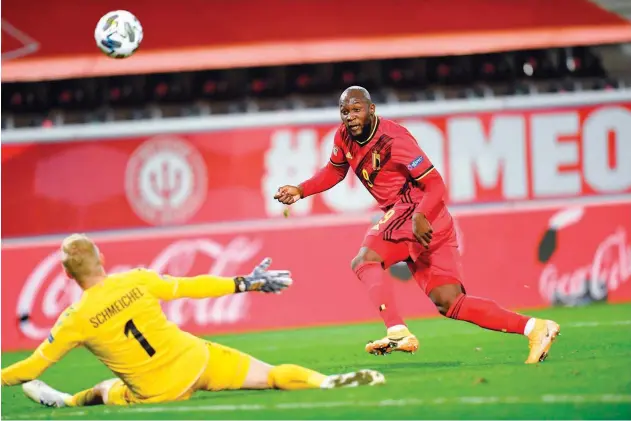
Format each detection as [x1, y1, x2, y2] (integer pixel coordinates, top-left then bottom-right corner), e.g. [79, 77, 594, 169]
[349, 116, 374, 143]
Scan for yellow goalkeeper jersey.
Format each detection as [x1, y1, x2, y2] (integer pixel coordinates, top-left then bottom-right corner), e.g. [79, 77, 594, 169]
[2, 269, 237, 401]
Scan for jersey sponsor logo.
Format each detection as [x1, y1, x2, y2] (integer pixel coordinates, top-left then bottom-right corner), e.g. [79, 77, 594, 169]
[407, 156, 424, 170]
[125, 136, 208, 226]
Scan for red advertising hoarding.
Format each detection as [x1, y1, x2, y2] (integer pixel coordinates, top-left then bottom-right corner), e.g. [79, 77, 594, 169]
[3, 103, 630, 238]
[2, 200, 629, 351]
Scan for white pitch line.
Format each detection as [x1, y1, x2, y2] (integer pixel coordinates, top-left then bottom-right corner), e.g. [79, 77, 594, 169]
[567, 320, 631, 327]
[9, 394, 631, 419]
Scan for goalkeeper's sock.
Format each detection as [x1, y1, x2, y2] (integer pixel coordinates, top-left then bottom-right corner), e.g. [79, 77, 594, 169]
[267, 364, 327, 390]
[446, 293, 530, 335]
[354, 261, 406, 329]
[66, 388, 102, 407]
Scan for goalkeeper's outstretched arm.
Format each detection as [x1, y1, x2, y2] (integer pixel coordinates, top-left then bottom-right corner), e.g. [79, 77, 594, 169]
[150, 273, 244, 300]
[144, 258, 292, 300]
[1, 352, 52, 386]
[2, 309, 81, 387]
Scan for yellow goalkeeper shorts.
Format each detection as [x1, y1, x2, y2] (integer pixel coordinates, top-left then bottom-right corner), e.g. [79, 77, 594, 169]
[193, 342, 252, 392]
[104, 341, 252, 405]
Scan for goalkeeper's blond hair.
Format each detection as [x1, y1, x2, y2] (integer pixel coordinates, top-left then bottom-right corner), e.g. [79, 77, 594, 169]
[61, 234, 102, 283]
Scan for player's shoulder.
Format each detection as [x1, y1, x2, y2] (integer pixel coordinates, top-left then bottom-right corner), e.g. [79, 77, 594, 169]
[378, 118, 418, 147]
[50, 302, 82, 331]
[335, 123, 350, 145]
[108, 267, 159, 284]
[378, 117, 408, 135]
[60, 303, 79, 318]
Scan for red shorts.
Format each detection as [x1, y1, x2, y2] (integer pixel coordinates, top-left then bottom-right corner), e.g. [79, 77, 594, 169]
[363, 202, 464, 295]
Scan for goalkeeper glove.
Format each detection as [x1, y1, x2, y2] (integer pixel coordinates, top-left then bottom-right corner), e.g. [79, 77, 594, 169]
[233, 257, 293, 294]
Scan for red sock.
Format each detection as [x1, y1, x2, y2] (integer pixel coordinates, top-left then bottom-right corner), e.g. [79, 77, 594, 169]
[354, 261, 406, 329]
[446, 293, 529, 334]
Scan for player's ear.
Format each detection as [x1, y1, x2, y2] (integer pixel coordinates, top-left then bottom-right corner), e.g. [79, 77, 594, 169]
[99, 252, 106, 267]
[369, 103, 376, 115]
[64, 268, 75, 280]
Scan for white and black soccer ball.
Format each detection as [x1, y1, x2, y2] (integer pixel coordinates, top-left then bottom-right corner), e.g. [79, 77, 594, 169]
[94, 10, 143, 59]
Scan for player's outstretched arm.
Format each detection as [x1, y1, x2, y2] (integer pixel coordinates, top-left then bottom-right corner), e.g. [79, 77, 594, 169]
[274, 161, 348, 205]
[1, 352, 53, 386]
[274, 129, 348, 205]
[147, 258, 293, 300]
[2, 309, 81, 386]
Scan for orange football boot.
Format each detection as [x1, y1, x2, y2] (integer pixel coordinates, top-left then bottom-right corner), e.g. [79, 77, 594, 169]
[525, 319, 561, 364]
[365, 326, 419, 355]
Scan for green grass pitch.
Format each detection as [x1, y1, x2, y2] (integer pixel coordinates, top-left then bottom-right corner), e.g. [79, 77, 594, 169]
[2, 303, 630, 420]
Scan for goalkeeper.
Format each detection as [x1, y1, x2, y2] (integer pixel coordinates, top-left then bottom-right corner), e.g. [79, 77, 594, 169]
[2, 234, 384, 408]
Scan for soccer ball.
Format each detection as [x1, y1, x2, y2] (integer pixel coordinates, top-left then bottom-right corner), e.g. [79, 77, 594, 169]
[94, 10, 143, 59]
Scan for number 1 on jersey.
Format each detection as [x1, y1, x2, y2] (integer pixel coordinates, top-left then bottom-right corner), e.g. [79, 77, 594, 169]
[124, 319, 156, 357]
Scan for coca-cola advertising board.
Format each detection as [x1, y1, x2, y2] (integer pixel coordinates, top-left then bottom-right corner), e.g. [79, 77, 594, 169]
[2, 200, 629, 351]
[3, 102, 630, 238]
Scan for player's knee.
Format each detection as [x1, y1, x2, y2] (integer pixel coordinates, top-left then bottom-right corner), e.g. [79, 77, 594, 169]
[242, 357, 274, 390]
[90, 383, 108, 404]
[428, 283, 464, 316]
[351, 248, 383, 272]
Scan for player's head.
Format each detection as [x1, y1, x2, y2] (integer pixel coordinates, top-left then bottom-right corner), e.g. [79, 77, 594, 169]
[61, 233, 105, 286]
[339, 86, 376, 141]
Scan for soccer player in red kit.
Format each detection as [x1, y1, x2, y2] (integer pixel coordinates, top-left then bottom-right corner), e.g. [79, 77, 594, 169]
[274, 86, 560, 364]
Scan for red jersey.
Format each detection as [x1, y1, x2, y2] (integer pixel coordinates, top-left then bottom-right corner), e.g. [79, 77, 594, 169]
[300, 117, 449, 223]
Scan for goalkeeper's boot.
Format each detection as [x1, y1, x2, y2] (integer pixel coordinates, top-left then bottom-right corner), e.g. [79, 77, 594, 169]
[365, 325, 419, 355]
[525, 319, 560, 364]
[321, 369, 385, 388]
[23, 380, 72, 408]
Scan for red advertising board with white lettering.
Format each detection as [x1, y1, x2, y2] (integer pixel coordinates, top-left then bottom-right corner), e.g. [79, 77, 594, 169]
[2, 103, 630, 238]
[2, 200, 629, 351]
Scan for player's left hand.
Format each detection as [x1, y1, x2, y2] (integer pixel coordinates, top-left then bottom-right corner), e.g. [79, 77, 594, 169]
[234, 258, 293, 294]
[412, 213, 433, 249]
